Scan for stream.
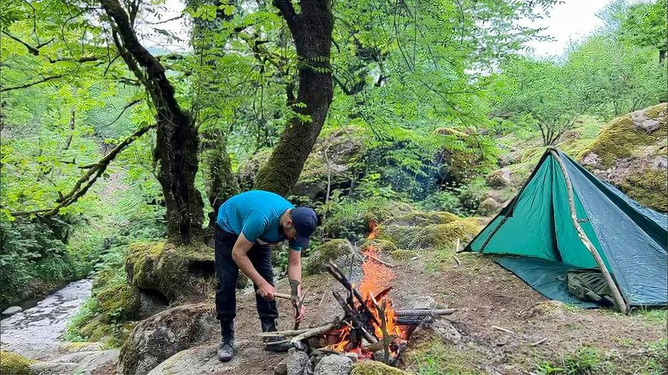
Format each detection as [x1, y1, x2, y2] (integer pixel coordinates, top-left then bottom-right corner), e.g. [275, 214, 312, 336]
[0, 279, 93, 360]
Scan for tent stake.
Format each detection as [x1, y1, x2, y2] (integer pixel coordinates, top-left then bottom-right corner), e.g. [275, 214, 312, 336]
[549, 148, 628, 314]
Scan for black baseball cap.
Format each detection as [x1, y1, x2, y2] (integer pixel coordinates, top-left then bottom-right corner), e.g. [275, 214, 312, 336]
[291, 207, 318, 249]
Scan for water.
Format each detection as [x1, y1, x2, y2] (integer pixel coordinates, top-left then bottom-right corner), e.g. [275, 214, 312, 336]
[0, 279, 92, 360]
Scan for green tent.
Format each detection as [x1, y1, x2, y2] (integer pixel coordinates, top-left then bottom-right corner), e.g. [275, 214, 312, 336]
[465, 148, 667, 310]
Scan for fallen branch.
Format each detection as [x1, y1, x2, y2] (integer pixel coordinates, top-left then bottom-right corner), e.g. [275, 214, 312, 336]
[394, 309, 456, 317]
[291, 321, 339, 343]
[332, 291, 378, 344]
[492, 325, 515, 335]
[364, 252, 395, 268]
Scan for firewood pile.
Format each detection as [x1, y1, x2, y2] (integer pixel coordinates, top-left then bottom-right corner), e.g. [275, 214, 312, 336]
[261, 260, 455, 365]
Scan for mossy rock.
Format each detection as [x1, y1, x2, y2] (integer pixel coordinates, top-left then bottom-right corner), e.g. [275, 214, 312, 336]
[377, 225, 417, 249]
[125, 241, 216, 304]
[0, 350, 34, 375]
[96, 283, 140, 323]
[384, 211, 459, 227]
[350, 360, 408, 375]
[390, 250, 414, 261]
[406, 218, 480, 250]
[360, 239, 398, 253]
[578, 103, 668, 212]
[579, 103, 667, 168]
[304, 239, 353, 275]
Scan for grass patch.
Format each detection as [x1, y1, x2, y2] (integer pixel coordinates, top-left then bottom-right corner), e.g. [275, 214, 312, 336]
[406, 339, 485, 374]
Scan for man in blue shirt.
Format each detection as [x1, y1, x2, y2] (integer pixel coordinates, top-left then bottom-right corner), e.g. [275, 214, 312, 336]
[214, 190, 318, 362]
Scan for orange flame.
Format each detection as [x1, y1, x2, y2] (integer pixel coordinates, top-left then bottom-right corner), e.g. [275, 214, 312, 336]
[325, 221, 408, 355]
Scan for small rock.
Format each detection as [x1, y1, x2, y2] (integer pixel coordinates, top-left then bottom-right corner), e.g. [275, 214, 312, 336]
[286, 350, 310, 375]
[580, 152, 600, 167]
[313, 354, 353, 375]
[2, 306, 22, 316]
[274, 358, 288, 375]
[344, 352, 358, 363]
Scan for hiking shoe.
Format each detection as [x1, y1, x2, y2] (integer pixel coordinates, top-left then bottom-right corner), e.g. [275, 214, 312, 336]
[217, 340, 234, 362]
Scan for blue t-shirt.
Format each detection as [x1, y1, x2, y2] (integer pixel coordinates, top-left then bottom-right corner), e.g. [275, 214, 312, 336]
[216, 190, 302, 251]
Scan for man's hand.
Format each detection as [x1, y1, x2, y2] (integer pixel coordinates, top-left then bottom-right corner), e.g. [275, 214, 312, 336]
[294, 301, 306, 323]
[257, 282, 277, 300]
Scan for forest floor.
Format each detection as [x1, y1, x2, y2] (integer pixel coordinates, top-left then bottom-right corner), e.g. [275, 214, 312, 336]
[185, 247, 666, 374]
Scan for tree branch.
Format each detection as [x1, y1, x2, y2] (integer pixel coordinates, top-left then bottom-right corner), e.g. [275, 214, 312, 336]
[2, 31, 41, 55]
[0, 75, 64, 92]
[11, 123, 156, 218]
[272, 0, 299, 30]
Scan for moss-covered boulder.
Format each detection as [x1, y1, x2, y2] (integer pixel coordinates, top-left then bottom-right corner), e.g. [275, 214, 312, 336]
[350, 360, 408, 375]
[477, 197, 501, 216]
[360, 239, 398, 253]
[382, 218, 479, 250]
[383, 211, 458, 227]
[119, 303, 217, 375]
[125, 241, 215, 303]
[0, 350, 34, 375]
[305, 239, 354, 275]
[485, 168, 512, 188]
[579, 103, 667, 212]
[97, 284, 141, 323]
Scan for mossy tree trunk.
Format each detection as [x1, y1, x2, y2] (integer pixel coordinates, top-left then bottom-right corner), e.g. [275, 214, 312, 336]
[203, 132, 239, 229]
[100, 0, 204, 244]
[254, 0, 334, 196]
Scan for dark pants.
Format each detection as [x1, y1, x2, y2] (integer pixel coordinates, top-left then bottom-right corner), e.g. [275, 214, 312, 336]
[214, 225, 278, 323]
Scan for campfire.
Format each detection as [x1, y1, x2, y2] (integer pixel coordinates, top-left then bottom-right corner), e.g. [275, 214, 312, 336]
[262, 222, 455, 366]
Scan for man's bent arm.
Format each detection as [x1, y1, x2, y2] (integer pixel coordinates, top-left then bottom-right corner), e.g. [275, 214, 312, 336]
[287, 249, 302, 295]
[231, 234, 273, 293]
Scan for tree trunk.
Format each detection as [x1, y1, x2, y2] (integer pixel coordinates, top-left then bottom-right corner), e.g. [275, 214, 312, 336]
[202, 132, 238, 229]
[100, 0, 203, 243]
[254, 0, 334, 196]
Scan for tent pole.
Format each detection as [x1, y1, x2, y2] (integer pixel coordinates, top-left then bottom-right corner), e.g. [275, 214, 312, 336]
[549, 149, 629, 314]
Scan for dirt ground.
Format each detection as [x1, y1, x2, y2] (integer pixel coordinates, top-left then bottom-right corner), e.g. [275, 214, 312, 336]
[221, 247, 666, 374]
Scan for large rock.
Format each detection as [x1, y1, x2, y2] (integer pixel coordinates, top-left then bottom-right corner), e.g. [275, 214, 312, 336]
[119, 303, 218, 375]
[305, 239, 355, 275]
[380, 217, 480, 250]
[125, 241, 216, 303]
[313, 354, 353, 375]
[29, 349, 119, 375]
[579, 103, 667, 212]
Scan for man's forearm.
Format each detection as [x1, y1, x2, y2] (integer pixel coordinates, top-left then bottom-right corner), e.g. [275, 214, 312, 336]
[287, 263, 302, 294]
[233, 252, 269, 287]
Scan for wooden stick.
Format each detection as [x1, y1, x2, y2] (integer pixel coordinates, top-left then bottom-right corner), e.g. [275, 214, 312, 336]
[371, 293, 392, 362]
[332, 291, 378, 343]
[492, 325, 515, 335]
[530, 337, 547, 346]
[291, 321, 339, 343]
[364, 252, 395, 268]
[453, 255, 461, 266]
[394, 309, 456, 316]
[548, 148, 628, 314]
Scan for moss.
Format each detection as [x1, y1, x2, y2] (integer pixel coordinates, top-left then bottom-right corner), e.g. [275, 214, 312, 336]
[384, 211, 459, 227]
[409, 219, 480, 250]
[350, 360, 408, 375]
[390, 250, 414, 261]
[378, 225, 417, 248]
[0, 351, 34, 375]
[618, 169, 668, 212]
[125, 241, 215, 303]
[360, 239, 399, 253]
[97, 283, 140, 323]
[403, 339, 487, 375]
[305, 239, 353, 275]
[643, 102, 667, 119]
